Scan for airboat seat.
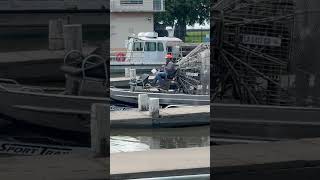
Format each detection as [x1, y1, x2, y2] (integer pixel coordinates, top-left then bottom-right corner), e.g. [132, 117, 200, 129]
[137, 74, 150, 85]
[166, 68, 178, 80]
[156, 69, 178, 91]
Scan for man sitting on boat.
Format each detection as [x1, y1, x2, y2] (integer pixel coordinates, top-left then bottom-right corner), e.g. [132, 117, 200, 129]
[152, 55, 177, 88]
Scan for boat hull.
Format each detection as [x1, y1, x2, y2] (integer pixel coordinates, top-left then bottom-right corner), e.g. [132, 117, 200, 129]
[0, 89, 108, 133]
[110, 88, 210, 106]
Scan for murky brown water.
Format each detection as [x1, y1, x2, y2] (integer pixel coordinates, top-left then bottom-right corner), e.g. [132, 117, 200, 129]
[111, 126, 210, 153]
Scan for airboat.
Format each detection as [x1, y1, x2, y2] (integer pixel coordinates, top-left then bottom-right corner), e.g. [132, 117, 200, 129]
[0, 51, 108, 133]
[111, 43, 210, 106]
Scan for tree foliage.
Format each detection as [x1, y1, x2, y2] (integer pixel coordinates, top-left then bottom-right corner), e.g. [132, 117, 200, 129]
[155, 0, 210, 40]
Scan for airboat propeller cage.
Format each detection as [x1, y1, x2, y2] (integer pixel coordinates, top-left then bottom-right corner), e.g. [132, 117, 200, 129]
[177, 43, 210, 95]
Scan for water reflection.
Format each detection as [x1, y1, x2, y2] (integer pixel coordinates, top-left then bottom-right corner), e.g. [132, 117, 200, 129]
[111, 136, 150, 153]
[111, 126, 209, 153]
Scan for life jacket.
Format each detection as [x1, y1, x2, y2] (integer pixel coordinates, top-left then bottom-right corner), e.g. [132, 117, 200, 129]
[116, 52, 126, 62]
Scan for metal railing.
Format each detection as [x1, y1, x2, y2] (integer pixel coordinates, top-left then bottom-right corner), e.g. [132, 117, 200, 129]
[110, 51, 144, 64]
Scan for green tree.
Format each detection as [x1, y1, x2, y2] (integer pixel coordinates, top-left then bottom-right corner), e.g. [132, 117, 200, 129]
[155, 0, 210, 41]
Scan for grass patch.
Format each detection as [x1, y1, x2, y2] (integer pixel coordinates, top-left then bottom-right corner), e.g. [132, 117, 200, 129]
[185, 30, 210, 43]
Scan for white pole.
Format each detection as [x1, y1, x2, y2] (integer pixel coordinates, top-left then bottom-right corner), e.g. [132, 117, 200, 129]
[125, 68, 130, 78]
[129, 69, 136, 80]
[149, 98, 160, 118]
[138, 94, 149, 111]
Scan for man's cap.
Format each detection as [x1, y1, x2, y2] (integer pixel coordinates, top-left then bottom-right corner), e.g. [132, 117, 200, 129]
[165, 54, 173, 59]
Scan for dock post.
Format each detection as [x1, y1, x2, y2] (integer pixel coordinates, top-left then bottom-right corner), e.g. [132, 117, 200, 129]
[149, 98, 160, 118]
[91, 103, 109, 157]
[63, 24, 83, 53]
[200, 49, 210, 94]
[48, 19, 64, 50]
[129, 69, 136, 80]
[125, 68, 130, 78]
[138, 94, 149, 111]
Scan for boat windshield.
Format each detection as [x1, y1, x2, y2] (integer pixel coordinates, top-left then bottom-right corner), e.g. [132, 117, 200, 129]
[158, 42, 164, 51]
[133, 41, 144, 51]
[145, 42, 157, 51]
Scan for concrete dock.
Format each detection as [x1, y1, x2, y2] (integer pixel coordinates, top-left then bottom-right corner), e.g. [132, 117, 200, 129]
[111, 105, 209, 128]
[0, 48, 96, 82]
[0, 50, 65, 82]
[212, 103, 320, 139]
[2, 137, 320, 179]
[0, 147, 209, 179]
[0, 153, 108, 179]
[213, 138, 320, 179]
[111, 147, 210, 179]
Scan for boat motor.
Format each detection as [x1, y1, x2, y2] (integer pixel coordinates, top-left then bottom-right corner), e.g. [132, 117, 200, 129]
[129, 73, 150, 91]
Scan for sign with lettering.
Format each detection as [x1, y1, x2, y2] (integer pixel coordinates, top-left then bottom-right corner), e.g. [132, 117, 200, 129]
[186, 72, 199, 77]
[242, 34, 282, 47]
[0, 141, 89, 156]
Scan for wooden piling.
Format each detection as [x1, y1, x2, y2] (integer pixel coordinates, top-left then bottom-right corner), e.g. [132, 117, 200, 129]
[125, 68, 130, 78]
[63, 24, 83, 53]
[200, 49, 210, 94]
[129, 69, 136, 80]
[91, 103, 109, 157]
[138, 94, 149, 111]
[48, 19, 64, 50]
[149, 98, 160, 118]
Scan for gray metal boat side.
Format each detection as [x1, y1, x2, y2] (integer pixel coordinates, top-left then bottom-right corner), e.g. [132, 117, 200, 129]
[0, 85, 108, 133]
[0, 51, 110, 132]
[110, 88, 209, 105]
